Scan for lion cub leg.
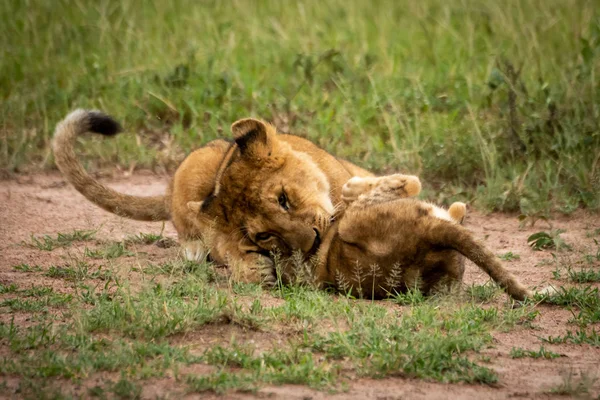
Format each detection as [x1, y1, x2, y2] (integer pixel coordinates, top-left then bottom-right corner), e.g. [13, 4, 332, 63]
[341, 174, 422, 206]
[182, 240, 210, 262]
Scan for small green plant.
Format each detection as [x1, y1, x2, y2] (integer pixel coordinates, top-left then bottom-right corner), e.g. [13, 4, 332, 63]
[518, 212, 550, 229]
[13, 264, 43, 272]
[586, 228, 600, 238]
[543, 286, 600, 325]
[510, 346, 561, 359]
[567, 267, 600, 283]
[45, 262, 111, 282]
[186, 372, 257, 394]
[0, 293, 72, 312]
[392, 287, 426, 306]
[85, 242, 133, 259]
[527, 229, 571, 251]
[124, 232, 164, 245]
[110, 376, 142, 399]
[0, 283, 19, 294]
[20, 286, 54, 297]
[467, 282, 500, 302]
[544, 328, 600, 347]
[26, 230, 96, 251]
[498, 252, 520, 261]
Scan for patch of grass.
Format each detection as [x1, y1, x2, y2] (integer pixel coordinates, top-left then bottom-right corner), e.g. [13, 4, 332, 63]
[188, 291, 539, 393]
[78, 267, 229, 339]
[544, 328, 600, 347]
[201, 342, 338, 390]
[567, 267, 600, 283]
[11, 379, 67, 400]
[25, 230, 97, 251]
[13, 263, 43, 272]
[0, 320, 197, 380]
[2, 1, 599, 214]
[45, 262, 112, 282]
[142, 260, 217, 280]
[542, 286, 600, 325]
[586, 229, 600, 238]
[391, 287, 427, 306]
[527, 230, 571, 251]
[0, 293, 72, 313]
[20, 286, 54, 297]
[0, 283, 18, 294]
[85, 242, 134, 259]
[498, 252, 520, 261]
[110, 376, 143, 400]
[231, 282, 263, 297]
[0, 248, 553, 396]
[186, 372, 257, 395]
[510, 346, 562, 360]
[124, 232, 164, 245]
[467, 282, 500, 303]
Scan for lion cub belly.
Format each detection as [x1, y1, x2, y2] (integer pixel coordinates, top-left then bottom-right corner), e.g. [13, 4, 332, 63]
[321, 199, 466, 298]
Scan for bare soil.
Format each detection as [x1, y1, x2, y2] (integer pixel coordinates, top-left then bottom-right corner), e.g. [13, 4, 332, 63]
[1, 173, 599, 399]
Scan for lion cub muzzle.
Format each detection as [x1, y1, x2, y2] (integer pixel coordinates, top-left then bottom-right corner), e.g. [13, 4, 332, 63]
[253, 225, 320, 256]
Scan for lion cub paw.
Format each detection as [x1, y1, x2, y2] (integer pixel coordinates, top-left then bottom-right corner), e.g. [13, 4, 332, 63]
[258, 256, 277, 287]
[342, 174, 422, 205]
[182, 240, 209, 262]
[383, 174, 421, 197]
[448, 202, 467, 224]
[342, 176, 380, 204]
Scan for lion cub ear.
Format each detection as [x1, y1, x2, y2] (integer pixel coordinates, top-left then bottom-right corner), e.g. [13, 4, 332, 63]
[230, 118, 276, 160]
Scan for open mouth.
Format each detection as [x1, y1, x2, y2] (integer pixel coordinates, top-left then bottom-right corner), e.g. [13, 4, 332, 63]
[308, 228, 321, 256]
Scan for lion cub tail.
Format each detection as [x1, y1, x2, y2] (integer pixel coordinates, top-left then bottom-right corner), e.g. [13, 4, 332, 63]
[52, 110, 170, 221]
[426, 222, 532, 301]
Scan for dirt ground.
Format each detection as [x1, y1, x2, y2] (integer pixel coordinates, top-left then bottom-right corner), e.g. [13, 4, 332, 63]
[1, 172, 599, 399]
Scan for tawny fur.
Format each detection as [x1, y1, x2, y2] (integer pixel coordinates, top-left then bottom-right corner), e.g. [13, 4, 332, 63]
[52, 110, 170, 221]
[277, 174, 532, 301]
[52, 110, 372, 283]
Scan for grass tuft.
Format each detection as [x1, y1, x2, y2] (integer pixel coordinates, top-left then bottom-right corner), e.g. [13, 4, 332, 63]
[1, 0, 598, 214]
[25, 230, 97, 251]
[510, 346, 562, 360]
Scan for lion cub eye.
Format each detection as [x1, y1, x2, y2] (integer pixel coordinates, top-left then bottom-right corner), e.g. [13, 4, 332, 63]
[278, 192, 290, 211]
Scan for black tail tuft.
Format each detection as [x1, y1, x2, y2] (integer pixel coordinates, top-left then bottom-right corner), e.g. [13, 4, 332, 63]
[87, 111, 122, 136]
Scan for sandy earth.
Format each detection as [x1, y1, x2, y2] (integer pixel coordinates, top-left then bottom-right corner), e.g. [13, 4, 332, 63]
[0, 172, 599, 399]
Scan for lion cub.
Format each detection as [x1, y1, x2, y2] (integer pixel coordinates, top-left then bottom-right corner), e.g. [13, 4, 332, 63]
[298, 174, 533, 301]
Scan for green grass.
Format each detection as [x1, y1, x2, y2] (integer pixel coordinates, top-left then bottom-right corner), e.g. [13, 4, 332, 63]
[124, 232, 164, 245]
[1, 0, 599, 213]
[0, 283, 72, 313]
[544, 328, 600, 347]
[542, 286, 600, 325]
[1, 253, 545, 396]
[527, 230, 571, 251]
[0, 294, 72, 313]
[5, 245, 600, 396]
[45, 262, 112, 282]
[498, 252, 520, 261]
[13, 264, 43, 272]
[567, 267, 600, 283]
[85, 242, 134, 259]
[0, 284, 73, 313]
[25, 230, 97, 251]
[509, 346, 561, 360]
[467, 282, 501, 303]
[0, 283, 19, 294]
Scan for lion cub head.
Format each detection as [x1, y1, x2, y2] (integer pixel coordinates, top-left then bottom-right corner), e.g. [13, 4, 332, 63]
[191, 118, 334, 257]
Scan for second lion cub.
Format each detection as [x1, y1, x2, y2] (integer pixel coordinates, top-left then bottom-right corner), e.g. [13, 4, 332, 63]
[290, 174, 533, 301]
